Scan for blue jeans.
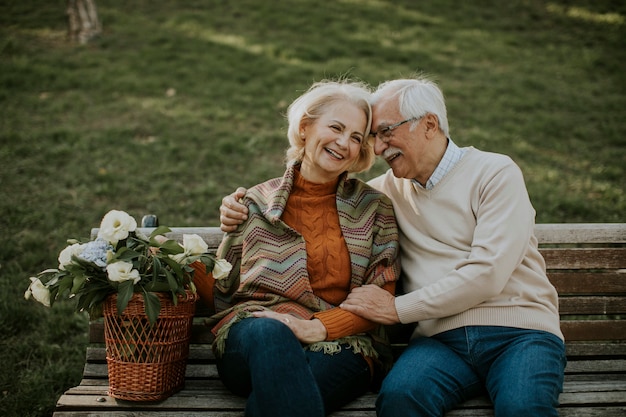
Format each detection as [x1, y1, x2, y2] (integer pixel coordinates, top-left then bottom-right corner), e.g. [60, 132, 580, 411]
[377, 326, 566, 417]
[216, 317, 371, 417]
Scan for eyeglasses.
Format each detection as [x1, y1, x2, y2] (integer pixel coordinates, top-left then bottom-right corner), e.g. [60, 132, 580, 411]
[369, 117, 420, 143]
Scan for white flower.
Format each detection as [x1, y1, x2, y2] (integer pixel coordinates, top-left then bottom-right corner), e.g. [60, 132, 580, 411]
[212, 258, 232, 280]
[169, 234, 208, 263]
[24, 277, 51, 307]
[97, 210, 137, 245]
[106, 261, 140, 284]
[58, 243, 85, 270]
[182, 234, 208, 256]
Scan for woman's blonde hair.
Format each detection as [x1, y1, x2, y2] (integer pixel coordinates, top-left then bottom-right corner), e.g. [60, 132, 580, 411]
[285, 80, 375, 174]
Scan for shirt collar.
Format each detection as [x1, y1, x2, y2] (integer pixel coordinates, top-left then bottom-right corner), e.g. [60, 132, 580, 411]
[413, 138, 465, 190]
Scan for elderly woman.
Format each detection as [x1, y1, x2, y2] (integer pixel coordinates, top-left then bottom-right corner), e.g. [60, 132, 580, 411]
[205, 80, 400, 417]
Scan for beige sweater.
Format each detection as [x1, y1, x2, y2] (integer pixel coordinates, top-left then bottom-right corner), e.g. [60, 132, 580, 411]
[369, 147, 563, 341]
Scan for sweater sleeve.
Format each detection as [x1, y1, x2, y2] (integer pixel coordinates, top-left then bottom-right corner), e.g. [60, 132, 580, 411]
[313, 281, 395, 340]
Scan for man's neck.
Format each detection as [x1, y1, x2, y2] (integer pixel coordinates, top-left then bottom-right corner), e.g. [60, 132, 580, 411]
[414, 136, 449, 185]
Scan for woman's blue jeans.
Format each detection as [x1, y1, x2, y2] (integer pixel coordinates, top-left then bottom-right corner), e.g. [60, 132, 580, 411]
[377, 326, 566, 417]
[216, 317, 371, 417]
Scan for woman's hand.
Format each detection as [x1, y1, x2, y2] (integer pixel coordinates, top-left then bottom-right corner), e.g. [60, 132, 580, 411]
[252, 311, 328, 344]
[220, 187, 249, 232]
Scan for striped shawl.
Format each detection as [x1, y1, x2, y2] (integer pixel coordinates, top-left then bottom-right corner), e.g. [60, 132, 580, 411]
[208, 163, 400, 359]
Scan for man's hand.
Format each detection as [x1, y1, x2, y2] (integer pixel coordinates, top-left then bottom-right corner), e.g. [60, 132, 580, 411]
[341, 284, 400, 325]
[252, 311, 327, 344]
[220, 187, 249, 232]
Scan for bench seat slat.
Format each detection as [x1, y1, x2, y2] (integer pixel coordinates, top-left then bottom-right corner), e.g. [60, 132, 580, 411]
[564, 359, 626, 373]
[561, 320, 626, 341]
[566, 342, 626, 357]
[80, 359, 626, 380]
[446, 409, 626, 417]
[68, 373, 626, 391]
[83, 363, 220, 379]
[51, 410, 626, 417]
[56, 389, 626, 409]
[82, 342, 626, 364]
[53, 384, 626, 413]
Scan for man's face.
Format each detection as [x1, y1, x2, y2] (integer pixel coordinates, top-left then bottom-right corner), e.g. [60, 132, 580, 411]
[371, 98, 426, 181]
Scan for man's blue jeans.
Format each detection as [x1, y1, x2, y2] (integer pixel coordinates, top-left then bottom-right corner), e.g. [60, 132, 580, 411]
[216, 317, 371, 417]
[377, 326, 566, 417]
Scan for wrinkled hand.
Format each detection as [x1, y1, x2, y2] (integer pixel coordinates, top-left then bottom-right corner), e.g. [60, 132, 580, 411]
[252, 311, 327, 344]
[341, 284, 400, 325]
[220, 187, 249, 232]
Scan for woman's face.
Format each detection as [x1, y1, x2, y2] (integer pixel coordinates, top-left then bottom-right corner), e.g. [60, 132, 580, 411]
[300, 100, 367, 184]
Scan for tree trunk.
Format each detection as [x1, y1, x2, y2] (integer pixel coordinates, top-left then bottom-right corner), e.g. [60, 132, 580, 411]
[67, 0, 101, 44]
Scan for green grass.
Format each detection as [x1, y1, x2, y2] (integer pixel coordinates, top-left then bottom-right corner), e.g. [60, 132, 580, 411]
[1, 0, 624, 415]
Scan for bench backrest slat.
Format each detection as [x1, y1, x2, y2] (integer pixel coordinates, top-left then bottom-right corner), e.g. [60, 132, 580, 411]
[558, 296, 626, 315]
[549, 272, 625, 295]
[534, 223, 626, 244]
[541, 248, 626, 269]
[90, 223, 626, 247]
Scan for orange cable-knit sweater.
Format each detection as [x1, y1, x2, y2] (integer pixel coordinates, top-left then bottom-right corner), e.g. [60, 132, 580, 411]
[283, 170, 394, 341]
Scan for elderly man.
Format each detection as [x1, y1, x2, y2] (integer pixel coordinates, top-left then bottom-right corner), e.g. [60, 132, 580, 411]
[219, 77, 566, 417]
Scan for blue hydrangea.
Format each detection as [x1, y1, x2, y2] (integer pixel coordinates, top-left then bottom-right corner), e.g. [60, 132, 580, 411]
[79, 238, 113, 268]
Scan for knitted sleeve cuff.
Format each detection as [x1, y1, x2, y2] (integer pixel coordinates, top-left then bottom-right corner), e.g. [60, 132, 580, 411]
[313, 308, 374, 341]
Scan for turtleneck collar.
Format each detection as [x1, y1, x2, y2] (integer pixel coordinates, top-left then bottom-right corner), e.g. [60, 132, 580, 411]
[293, 165, 340, 197]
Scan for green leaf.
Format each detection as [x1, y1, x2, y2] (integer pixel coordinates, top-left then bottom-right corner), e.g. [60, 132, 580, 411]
[70, 274, 86, 294]
[152, 256, 162, 280]
[161, 256, 184, 277]
[57, 274, 75, 297]
[164, 268, 180, 293]
[112, 247, 142, 262]
[158, 239, 184, 255]
[142, 291, 161, 326]
[149, 226, 172, 239]
[197, 253, 216, 271]
[116, 280, 135, 315]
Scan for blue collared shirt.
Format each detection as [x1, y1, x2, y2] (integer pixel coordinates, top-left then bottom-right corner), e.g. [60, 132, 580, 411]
[413, 138, 466, 190]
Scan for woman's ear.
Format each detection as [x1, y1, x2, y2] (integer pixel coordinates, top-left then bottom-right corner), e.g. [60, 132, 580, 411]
[299, 120, 309, 140]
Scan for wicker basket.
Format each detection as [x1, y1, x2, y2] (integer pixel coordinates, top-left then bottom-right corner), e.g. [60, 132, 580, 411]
[103, 290, 198, 401]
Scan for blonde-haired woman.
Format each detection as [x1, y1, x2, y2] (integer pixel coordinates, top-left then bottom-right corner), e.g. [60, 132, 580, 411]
[206, 80, 400, 417]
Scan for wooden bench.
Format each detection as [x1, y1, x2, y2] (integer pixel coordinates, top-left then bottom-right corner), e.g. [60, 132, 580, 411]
[53, 223, 626, 416]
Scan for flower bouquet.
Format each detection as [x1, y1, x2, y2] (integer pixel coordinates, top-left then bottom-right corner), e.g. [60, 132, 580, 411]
[25, 209, 231, 401]
[25, 209, 230, 324]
